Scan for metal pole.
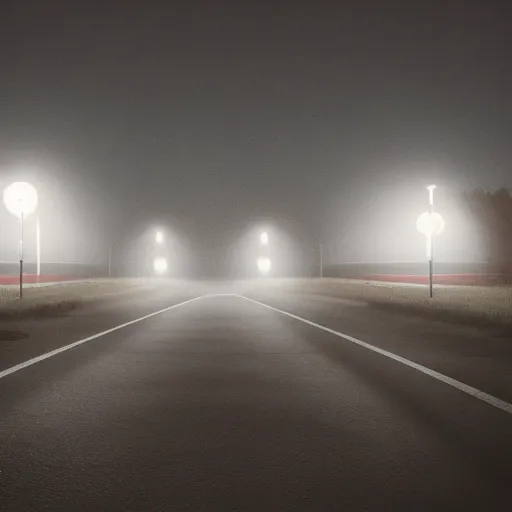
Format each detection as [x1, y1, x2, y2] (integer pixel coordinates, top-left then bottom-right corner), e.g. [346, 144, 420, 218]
[19, 212, 24, 299]
[36, 216, 41, 277]
[319, 240, 323, 278]
[108, 244, 112, 277]
[429, 224, 434, 298]
[429, 250, 433, 298]
[428, 188, 434, 298]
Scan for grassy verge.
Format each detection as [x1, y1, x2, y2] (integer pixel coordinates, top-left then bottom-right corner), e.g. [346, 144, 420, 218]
[259, 278, 512, 329]
[0, 279, 156, 320]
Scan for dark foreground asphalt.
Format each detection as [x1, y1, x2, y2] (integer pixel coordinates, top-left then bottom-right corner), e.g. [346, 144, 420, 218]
[0, 288, 511, 511]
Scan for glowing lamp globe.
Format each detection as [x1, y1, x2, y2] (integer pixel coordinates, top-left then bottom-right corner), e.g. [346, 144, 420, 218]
[153, 257, 168, 274]
[416, 211, 445, 237]
[257, 256, 271, 276]
[3, 182, 38, 218]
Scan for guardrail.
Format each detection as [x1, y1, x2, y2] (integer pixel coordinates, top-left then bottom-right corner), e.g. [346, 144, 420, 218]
[0, 262, 107, 284]
[322, 262, 512, 285]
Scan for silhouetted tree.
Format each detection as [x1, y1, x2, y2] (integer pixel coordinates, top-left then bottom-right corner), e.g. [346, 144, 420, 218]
[464, 188, 512, 274]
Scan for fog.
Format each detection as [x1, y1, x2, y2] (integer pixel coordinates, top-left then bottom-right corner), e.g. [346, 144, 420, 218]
[0, 166, 108, 267]
[1, 165, 487, 279]
[325, 174, 485, 266]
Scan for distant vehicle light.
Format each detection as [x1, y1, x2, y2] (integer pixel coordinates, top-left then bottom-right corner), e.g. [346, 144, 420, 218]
[153, 257, 168, 274]
[257, 257, 271, 276]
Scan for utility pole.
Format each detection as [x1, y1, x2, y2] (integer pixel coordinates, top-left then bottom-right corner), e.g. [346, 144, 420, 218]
[19, 212, 24, 298]
[36, 216, 41, 277]
[427, 185, 436, 298]
[319, 239, 323, 278]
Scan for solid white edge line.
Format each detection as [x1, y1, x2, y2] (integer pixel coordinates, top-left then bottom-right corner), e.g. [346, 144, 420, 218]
[236, 295, 512, 415]
[0, 295, 210, 381]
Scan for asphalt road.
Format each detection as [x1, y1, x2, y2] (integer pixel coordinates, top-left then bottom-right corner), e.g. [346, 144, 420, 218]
[1, 285, 511, 511]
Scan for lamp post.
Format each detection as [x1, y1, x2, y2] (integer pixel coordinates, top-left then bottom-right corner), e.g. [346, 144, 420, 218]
[417, 185, 445, 298]
[108, 243, 112, 277]
[427, 185, 435, 298]
[257, 231, 271, 277]
[257, 256, 271, 277]
[3, 182, 38, 298]
[319, 239, 323, 278]
[36, 216, 41, 276]
[152, 228, 169, 276]
[153, 257, 168, 275]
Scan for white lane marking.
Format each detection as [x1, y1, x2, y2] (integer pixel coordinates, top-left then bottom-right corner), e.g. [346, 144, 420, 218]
[0, 295, 208, 381]
[237, 295, 512, 415]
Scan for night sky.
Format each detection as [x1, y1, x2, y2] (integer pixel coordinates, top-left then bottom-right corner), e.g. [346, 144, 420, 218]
[0, 2, 509, 273]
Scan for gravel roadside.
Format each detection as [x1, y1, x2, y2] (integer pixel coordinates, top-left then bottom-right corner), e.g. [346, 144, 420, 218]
[0, 279, 169, 319]
[249, 278, 512, 329]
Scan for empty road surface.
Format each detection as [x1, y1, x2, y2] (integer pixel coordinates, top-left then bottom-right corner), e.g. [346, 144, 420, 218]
[1, 284, 511, 510]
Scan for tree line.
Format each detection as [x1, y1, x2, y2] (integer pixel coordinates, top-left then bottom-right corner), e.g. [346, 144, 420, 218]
[464, 188, 512, 274]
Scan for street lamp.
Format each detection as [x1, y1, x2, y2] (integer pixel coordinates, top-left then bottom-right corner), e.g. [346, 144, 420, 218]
[260, 231, 269, 246]
[318, 238, 323, 278]
[153, 257, 168, 275]
[257, 256, 271, 276]
[156, 231, 164, 244]
[416, 185, 445, 298]
[3, 182, 38, 298]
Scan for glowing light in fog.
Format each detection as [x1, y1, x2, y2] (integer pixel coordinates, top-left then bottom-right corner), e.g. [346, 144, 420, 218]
[153, 257, 168, 274]
[3, 182, 39, 299]
[156, 231, 164, 244]
[257, 256, 271, 276]
[260, 231, 269, 245]
[3, 182, 38, 218]
[416, 211, 445, 237]
[427, 184, 436, 206]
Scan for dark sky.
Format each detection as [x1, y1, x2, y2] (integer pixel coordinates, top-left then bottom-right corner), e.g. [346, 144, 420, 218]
[0, 1, 509, 271]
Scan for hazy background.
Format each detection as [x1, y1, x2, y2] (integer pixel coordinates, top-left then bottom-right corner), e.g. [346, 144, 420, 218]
[1, 1, 509, 276]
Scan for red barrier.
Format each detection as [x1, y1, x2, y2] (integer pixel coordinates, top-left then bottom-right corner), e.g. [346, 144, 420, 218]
[357, 273, 510, 286]
[0, 274, 82, 285]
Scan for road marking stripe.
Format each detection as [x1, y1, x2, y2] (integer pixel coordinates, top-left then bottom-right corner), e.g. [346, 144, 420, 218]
[0, 295, 207, 381]
[237, 295, 512, 415]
